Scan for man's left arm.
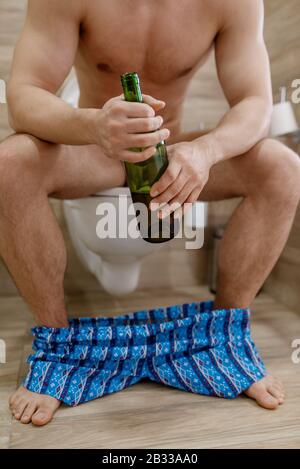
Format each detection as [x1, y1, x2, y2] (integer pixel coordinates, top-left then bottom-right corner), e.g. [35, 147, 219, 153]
[202, 0, 273, 162]
[150, 0, 273, 216]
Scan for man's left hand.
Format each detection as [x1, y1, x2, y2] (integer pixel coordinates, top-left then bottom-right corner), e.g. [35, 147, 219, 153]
[150, 141, 216, 218]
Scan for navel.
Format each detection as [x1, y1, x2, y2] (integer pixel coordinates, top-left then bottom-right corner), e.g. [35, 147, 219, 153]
[96, 63, 113, 73]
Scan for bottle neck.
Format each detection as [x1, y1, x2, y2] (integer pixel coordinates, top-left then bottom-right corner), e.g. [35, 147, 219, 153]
[121, 73, 143, 103]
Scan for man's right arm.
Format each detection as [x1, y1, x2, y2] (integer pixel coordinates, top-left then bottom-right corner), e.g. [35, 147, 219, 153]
[7, 0, 99, 145]
[7, 0, 169, 158]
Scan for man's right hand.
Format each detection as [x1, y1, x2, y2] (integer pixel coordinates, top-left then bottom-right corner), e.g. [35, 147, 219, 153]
[95, 94, 170, 162]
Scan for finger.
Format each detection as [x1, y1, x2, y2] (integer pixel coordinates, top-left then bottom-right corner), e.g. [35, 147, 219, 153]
[121, 146, 157, 163]
[119, 101, 156, 118]
[126, 116, 163, 134]
[128, 128, 170, 147]
[142, 94, 166, 111]
[186, 187, 201, 205]
[159, 183, 194, 219]
[150, 159, 181, 197]
[175, 188, 201, 219]
[150, 171, 186, 208]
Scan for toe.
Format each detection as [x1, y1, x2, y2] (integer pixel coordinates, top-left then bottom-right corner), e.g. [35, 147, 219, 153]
[271, 383, 281, 393]
[245, 380, 280, 410]
[20, 402, 38, 424]
[255, 388, 280, 410]
[9, 393, 17, 407]
[31, 408, 53, 426]
[9, 393, 22, 409]
[270, 376, 284, 391]
[268, 385, 285, 405]
[13, 400, 27, 420]
[31, 402, 59, 427]
[9, 387, 31, 410]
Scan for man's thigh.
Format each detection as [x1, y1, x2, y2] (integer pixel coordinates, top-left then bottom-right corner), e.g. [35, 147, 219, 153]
[48, 141, 126, 199]
[200, 155, 248, 202]
[1, 133, 126, 199]
[198, 137, 299, 202]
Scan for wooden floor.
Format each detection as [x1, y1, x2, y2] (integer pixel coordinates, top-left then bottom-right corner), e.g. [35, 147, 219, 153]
[0, 286, 299, 449]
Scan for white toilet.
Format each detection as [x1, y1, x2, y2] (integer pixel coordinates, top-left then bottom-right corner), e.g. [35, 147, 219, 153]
[61, 72, 207, 296]
[63, 188, 167, 295]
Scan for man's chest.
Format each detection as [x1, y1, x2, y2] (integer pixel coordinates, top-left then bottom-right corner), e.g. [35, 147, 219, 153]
[79, 0, 218, 83]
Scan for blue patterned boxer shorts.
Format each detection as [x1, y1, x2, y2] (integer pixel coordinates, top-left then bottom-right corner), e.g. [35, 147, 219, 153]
[24, 300, 266, 406]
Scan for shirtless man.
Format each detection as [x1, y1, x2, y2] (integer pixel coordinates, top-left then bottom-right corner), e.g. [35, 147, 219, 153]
[1, 0, 299, 426]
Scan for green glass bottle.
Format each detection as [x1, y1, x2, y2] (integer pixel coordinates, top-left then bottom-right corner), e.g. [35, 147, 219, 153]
[121, 72, 176, 243]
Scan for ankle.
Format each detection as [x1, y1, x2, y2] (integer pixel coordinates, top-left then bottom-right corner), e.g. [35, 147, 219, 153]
[35, 313, 69, 328]
[213, 297, 251, 310]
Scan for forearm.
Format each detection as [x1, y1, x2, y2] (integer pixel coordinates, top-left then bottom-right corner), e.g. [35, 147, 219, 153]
[196, 97, 272, 164]
[7, 84, 98, 145]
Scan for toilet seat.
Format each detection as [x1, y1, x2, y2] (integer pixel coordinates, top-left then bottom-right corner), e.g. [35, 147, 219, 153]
[93, 187, 131, 198]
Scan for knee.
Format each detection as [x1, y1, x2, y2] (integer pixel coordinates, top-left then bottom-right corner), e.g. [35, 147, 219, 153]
[0, 134, 44, 195]
[247, 138, 300, 206]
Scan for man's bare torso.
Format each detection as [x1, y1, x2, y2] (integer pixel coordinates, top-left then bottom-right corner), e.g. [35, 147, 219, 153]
[75, 0, 220, 135]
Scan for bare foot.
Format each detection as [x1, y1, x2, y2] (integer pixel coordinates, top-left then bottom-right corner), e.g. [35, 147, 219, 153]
[9, 386, 61, 426]
[244, 376, 285, 410]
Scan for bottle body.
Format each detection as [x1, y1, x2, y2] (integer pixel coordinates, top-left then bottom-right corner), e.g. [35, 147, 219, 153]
[121, 72, 176, 243]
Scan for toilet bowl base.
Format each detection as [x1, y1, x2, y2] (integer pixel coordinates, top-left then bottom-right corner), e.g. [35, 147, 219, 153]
[94, 258, 141, 296]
